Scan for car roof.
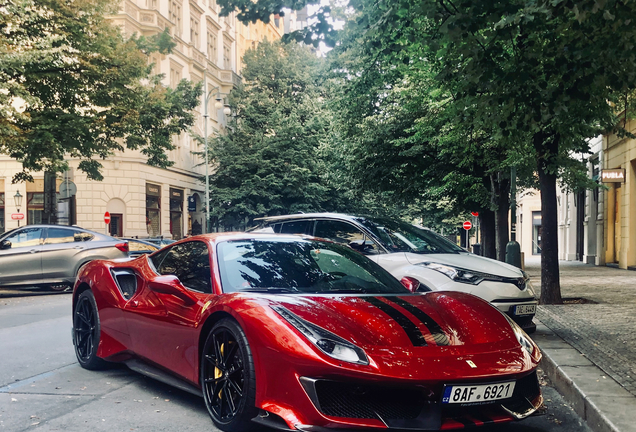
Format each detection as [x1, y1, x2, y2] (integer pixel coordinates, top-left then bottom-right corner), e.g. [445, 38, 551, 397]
[255, 213, 363, 223]
[177, 232, 319, 245]
[1, 224, 117, 239]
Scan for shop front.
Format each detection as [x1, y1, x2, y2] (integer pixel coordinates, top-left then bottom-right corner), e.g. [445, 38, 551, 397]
[146, 183, 161, 237]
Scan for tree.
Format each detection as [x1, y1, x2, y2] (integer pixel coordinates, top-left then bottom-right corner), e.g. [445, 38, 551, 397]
[0, 0, 201, 182]
[219, 0, 636, 304]
[206, 40, 332, 229]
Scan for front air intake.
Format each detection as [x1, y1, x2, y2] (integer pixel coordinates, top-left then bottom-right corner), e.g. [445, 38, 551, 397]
[111, 269, 137, 300]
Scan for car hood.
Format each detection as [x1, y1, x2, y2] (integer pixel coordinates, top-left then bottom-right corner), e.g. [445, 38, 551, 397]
[403, 252, 523, 277]
[260, 291, 532, 379]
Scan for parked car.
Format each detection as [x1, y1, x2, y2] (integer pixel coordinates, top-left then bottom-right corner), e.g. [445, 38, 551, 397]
[72, 232, 542, 431]
[145, 237, 175, 247]
[251, 213, 538, 332]
[123, 238, 159, 258]
[0, 225, 129, 290]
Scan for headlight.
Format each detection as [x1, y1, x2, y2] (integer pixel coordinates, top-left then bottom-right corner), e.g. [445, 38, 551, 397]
[417, 262, 485, 285]
[504, 314, 536, 356]
[273, 306, 369, 365]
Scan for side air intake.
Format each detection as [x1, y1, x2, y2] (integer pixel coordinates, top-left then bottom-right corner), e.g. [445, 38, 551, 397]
[111, 269, 138, 300]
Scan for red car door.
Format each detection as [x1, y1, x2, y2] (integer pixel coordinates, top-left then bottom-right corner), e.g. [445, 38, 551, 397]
[124, 240, 213, 382]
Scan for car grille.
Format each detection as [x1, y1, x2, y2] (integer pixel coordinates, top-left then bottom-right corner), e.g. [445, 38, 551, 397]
[316, 380, 424, 419]
[314, 380, 426, 420]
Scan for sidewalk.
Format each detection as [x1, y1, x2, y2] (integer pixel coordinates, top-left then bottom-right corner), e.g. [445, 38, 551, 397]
[525, 257, 636, 432]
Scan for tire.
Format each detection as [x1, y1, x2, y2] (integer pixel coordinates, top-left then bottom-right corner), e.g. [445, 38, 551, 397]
[201, 318, 258, 432]
[73, 290, 108, 370]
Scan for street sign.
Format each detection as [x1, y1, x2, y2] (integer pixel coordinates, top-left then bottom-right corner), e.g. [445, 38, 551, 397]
[59, 180, 77, 198]
[463, 221, 472, 230]
[11, 213, 24, 220]
[471, 211, 479, 217]
[104, 212, 111, 224]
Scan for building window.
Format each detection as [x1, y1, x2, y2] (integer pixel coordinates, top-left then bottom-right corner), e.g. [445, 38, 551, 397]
[170, 65, 182, 88]
[191, 16, 200, 49]
[169, 0, 182, 37]
[207, 30, 217, 63]
[223, 43, 231, 69]
[209, 0, 216, 10]
[146, 184, 161, 237]
[27, 192, 44, 225]
[147, 0, 157, 9]
[0, 192, 4, 233]
[170, 188, 184, 240]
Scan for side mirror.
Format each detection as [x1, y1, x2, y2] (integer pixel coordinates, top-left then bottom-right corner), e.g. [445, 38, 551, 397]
[148, 275, 196, 305]
[0, 240, 11, 250]
[400, 276, 421, 293]
[348, 240, 375, 254]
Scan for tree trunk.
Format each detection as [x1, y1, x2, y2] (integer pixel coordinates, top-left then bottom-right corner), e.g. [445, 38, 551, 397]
[479, 209, 496, 259]
[491, 174, 510, 262]
[535, 134, 563, 304]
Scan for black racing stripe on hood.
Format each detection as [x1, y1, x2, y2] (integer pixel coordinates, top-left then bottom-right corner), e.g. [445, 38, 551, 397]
[384, 296, 451, 346]
[361, 297, 427, 347]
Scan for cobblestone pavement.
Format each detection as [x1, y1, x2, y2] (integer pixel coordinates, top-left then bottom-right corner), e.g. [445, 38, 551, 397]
[525, 256, 636, 397]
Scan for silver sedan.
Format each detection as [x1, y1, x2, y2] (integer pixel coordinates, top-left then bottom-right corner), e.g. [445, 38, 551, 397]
[0, 225, 129, 289]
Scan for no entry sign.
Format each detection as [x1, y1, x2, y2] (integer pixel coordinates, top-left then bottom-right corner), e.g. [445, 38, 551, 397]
[104, 212, 111, 224]
[463, 221, 472, 230]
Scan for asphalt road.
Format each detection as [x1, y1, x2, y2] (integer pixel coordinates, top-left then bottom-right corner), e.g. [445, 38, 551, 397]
[0, 292, 593, 432]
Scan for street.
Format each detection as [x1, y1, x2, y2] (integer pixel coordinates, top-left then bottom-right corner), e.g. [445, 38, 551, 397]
[0, 292, 591, 432]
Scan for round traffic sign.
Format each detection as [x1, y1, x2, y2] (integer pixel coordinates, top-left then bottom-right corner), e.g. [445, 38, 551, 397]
[471, 211, 479, 217]
[11, 213, 24, 220]
[104, 211, 111, 224]
[463, 221, 472, 230]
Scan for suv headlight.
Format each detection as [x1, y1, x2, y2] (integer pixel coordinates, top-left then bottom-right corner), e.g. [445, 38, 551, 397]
[273, 306, 369, 365]
[417, 262, 486, 285]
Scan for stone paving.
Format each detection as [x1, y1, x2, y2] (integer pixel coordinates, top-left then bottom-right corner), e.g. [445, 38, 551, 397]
[525, 256, 636, 397]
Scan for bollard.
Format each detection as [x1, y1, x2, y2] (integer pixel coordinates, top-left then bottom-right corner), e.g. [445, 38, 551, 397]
[505, 240, 522, 268]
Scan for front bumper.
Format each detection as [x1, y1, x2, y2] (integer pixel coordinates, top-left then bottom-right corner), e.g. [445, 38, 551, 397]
[288, 371, 542, 430]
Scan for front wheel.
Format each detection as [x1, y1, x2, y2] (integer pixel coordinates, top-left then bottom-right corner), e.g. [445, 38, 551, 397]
[201, 318, 257, 432]
[73, 290, 107, 370]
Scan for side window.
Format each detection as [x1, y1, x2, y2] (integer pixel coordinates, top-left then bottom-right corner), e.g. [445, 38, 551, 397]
[314, 220, 379, 255]
[44, 228, 76, 244]
[279, 220, 312, 235]
[178, 241, 212, 293]
[150, 248, 171, 271]
[129, 241, 158, 253]
[5, 228, 43, 249]
[156, 242, 212, 293]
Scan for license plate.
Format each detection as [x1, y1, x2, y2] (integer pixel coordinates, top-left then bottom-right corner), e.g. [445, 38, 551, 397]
[514, 304, 536, 316]
[442, 381, 516, 404]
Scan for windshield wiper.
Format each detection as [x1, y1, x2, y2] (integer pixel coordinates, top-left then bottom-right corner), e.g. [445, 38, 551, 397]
[241, 287, 299, 293]
[325, 288, 366, 293]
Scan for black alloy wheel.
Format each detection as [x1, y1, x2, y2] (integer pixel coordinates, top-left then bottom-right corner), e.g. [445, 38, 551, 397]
[73, 290, 107, 370]
[201, 318, 257, 432]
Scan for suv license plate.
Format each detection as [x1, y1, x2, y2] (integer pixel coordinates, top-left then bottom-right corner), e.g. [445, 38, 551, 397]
[514, 304, 536, 316]
[442, 381, 516, 404]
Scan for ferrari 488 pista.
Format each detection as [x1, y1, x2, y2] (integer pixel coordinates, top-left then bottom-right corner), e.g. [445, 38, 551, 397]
[72, 233, 542, 431]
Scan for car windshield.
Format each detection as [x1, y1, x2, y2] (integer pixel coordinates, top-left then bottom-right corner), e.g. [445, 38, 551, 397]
[357, 217, 464, 254]
[217, 238, 410, 294]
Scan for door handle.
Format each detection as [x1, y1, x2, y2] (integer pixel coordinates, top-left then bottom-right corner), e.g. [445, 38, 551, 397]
[74, 246, 84, 250]
[29, 249, 38, 254]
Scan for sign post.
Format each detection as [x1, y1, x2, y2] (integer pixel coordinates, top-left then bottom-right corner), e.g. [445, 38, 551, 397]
[104, 212, 111, 235]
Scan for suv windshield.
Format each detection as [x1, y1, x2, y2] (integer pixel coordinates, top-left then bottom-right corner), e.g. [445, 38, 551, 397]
[357, 217, 464, 254]
[217, 238, 409, 294]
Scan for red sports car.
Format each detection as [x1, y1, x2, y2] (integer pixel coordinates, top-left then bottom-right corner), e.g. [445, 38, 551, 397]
[72, 233, 542, 431]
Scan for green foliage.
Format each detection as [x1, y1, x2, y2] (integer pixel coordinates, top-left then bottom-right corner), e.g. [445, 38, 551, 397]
[207, 40, 332, 229]
[0, 0, 201, 182]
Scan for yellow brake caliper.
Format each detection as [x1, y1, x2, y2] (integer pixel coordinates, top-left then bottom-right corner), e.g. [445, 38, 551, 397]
[215, 343, 224, 398]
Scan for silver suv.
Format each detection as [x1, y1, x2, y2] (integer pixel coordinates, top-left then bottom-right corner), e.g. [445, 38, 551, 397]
[0, 225, 129, 290]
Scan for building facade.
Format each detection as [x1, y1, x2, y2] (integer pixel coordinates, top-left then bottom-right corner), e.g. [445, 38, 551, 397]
[602, 124, 636, 269]
[1, 0, 289, 239]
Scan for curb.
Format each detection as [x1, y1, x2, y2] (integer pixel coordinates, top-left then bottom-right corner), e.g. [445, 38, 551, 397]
[534, 321, 636, 432]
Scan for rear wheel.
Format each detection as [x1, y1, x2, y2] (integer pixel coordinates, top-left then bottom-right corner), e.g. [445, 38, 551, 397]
[201, 318, 257, 432]
[73, 290, 107, 370]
